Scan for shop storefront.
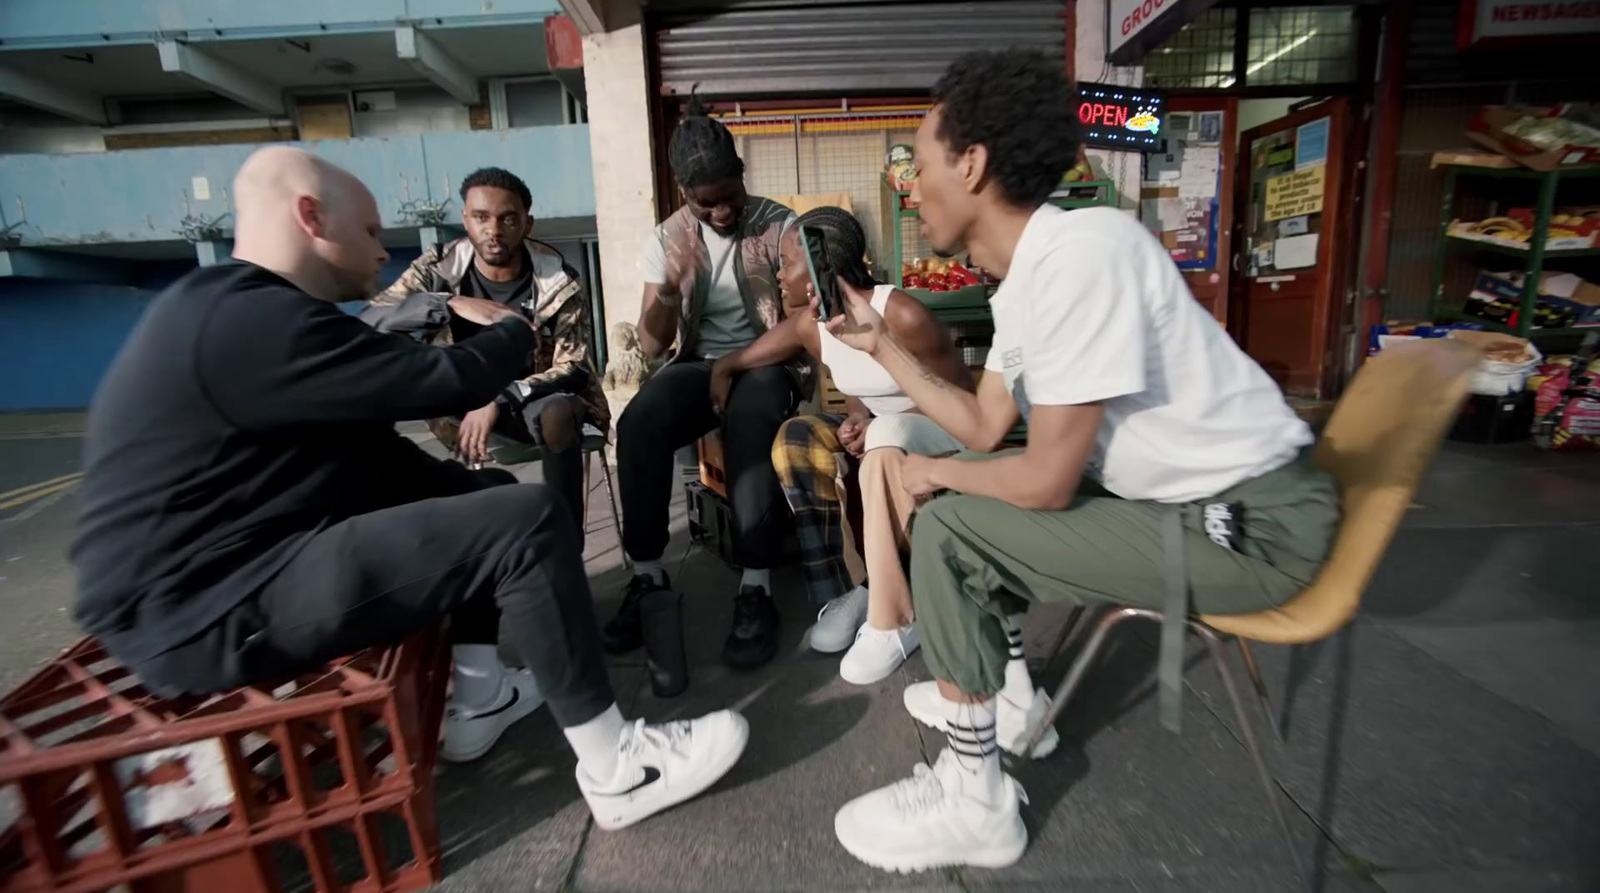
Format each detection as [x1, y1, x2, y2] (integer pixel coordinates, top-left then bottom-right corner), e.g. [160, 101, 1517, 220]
[609, 0, 1596, 409]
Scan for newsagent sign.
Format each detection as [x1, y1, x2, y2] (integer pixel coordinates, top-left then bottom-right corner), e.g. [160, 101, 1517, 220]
[1459, 1, 1600, 48]
[1107, 0, 1219, 65]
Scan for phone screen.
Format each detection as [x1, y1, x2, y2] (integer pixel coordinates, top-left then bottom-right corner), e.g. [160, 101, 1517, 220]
[801, 225, 842, 321]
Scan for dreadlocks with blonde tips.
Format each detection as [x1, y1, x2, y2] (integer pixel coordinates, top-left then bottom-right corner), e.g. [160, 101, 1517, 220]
[668, 92, 745, 188]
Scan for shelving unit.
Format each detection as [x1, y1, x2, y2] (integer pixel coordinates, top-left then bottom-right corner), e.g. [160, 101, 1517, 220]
[1429, 164, 1600, 338]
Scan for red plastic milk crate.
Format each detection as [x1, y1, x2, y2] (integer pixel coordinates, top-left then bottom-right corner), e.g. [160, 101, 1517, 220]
[0, 631, 451, 893]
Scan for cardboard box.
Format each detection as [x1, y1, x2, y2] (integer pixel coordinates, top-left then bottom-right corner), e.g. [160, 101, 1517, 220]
[1466, 270, 1600, 328]
[1430, 150, 1516, 169]
[1543, 283, 1600, 327]
[1466, 105, 1600, 171]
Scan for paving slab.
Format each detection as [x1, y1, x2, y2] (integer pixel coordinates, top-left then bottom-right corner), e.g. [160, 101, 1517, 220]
[572, 637, 956, 893]
[431, 667, 646, 893]
[894, 635, 1379, 893]
[1182, 622, 1600, 879]
[1373, 867, 1598, 893]
[1355, 524, 1600, 753]
[1405, 469, 1600, 529]
[0, 475, 83, 692]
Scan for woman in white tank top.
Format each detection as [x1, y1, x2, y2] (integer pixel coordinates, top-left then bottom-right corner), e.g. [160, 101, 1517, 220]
[710, 207, 974, 684]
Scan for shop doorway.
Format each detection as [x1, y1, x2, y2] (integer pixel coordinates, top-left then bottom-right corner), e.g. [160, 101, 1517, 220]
[1228, 98, 1353, 398]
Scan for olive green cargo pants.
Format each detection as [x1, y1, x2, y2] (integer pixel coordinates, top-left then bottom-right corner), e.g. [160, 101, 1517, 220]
[910, 451, 1339, 696]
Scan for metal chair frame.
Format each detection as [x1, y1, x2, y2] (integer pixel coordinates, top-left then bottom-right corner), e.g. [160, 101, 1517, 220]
[488, 433, 625, 562]
[1025, 605, 1303, 879]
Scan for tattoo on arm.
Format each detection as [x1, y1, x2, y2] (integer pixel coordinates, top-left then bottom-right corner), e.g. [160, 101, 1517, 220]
[918, 362, 953, 390]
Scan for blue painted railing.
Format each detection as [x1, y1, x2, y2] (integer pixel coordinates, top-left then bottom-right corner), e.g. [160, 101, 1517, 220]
[0, 125, 594, 247]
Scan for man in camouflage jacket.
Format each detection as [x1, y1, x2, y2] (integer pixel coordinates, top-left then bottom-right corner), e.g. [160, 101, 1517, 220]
[362, 168, 607, 533]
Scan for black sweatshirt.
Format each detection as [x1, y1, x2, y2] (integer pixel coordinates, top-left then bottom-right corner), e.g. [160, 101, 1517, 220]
[72, 260, 536, 663]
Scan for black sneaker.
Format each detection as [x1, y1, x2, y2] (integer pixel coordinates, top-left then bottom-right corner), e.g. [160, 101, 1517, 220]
[604, 573, 669, 654]
[722, 586, 780, 669]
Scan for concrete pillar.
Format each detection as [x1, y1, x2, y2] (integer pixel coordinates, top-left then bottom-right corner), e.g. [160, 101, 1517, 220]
[194, 241, 225, 266]
[1074, 0, 1144, 215]
[580, 3, 658, 362]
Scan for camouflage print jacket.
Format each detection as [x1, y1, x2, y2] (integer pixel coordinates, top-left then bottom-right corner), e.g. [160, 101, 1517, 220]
[363, 237, 611, 435]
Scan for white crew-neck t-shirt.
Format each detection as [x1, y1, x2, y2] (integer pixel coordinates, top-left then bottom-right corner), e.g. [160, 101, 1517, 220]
[984, 204, 1311, 504]
[640, 223, 757, 359]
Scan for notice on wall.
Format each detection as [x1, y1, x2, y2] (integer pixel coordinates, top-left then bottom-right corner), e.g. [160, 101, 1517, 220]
[1264, 166, 1325, 222]
[1279, 215, 1309, 237]
[1142, 197, 1187, 230]
[1296, 117, 1330, 169]
[1177, 147, 1219, 198]
[1274, 233, 1320, 269]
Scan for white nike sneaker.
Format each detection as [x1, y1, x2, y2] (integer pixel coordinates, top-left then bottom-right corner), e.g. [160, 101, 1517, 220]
[440, 669, 544, 763]
[810, 585, 869, 653]
[834, 748, 1028, 873]
[578, 710, 749, 831]
[839, 623, 920, 685]
[902, 679, 1060, 758]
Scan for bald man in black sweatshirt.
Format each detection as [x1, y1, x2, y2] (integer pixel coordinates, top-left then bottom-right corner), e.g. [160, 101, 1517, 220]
[72, 147, 748, 831]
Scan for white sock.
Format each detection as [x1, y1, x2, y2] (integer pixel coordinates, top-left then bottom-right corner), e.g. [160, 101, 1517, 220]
[565, 703, 626, 783]
[451, 645, 505, 709]
[633, 559, 667, 585]
[740, 567, 771, 592]
[940, 697, 1006, 806]
[1002, 616, 1035, 702]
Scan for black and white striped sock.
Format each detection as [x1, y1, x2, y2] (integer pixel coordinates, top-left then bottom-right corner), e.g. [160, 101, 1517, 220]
[1006, 625, 1025, 662]
[941, 698, 1005, 803]
[945, 714, 999, 762]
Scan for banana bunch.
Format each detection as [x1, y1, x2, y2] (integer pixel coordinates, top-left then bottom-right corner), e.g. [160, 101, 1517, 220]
[1467, 216, 1531, 242]
[1550, 213, 1592, 241]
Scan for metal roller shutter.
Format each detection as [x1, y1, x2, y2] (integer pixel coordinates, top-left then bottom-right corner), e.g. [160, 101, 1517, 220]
[653, 1, 1067, 98]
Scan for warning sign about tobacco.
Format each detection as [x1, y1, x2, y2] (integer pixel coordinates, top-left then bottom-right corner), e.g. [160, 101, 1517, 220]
[1264, 166, 1325, 222]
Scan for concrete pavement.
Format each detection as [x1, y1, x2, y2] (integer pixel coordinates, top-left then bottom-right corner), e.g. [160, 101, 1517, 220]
[1, 415, 1595, 892]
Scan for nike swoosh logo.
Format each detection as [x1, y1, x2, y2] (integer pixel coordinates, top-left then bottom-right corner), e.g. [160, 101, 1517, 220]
[475, 687, 521, 719]
[618, 765, 662, 796]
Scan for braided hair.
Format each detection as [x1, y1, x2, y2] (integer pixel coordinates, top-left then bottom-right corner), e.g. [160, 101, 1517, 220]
[668, 92, 745, 188]
[792, 206, 876, 290]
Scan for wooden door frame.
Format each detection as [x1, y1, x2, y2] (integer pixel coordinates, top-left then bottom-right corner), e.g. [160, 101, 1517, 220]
[1230, 97, 1355, 398]
[1163, 96, 1240, 325]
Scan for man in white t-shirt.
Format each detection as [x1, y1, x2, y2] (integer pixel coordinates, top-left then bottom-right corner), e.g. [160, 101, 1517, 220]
[604, 97, 805, 695]
[826, 51, 1339, 873]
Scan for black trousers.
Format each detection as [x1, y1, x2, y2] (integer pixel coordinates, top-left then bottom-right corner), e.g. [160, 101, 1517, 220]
[491, 392, 586, 536]
[617, 360, 799, 569]
[134, 463, 614, 729]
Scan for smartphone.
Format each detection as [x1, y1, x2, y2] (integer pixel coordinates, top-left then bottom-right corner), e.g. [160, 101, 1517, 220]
[800, 224, 843, 322]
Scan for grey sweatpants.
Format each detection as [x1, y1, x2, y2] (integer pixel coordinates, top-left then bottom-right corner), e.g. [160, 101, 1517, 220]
[909, 451, 1339, 696]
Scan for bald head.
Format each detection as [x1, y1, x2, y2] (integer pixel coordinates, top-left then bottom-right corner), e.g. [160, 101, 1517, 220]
[231, 147, 388, 303]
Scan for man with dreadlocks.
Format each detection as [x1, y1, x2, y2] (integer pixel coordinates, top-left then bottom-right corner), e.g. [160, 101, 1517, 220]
[603, 96, 806, 690]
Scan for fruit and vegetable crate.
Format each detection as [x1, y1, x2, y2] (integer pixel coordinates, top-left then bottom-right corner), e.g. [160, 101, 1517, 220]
[1430, 164, 1600, 339]
[880, 173, 1116, 326]
[0, 630, 450, 893]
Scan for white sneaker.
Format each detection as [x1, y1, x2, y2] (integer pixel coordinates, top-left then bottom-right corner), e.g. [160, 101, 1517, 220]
[440, 669, 544, 763]
[578, 710, 749, 831]
[839, 623, 920, 685]
[834, 748, 1028, 873]
[902, 680, 1060, 758]
[810, 585, 869, 653]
